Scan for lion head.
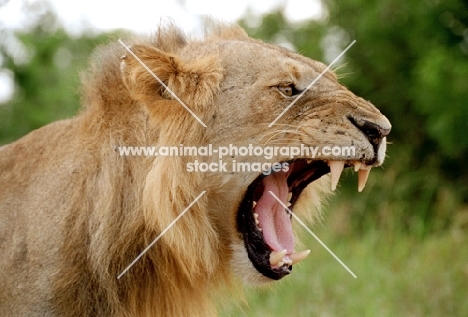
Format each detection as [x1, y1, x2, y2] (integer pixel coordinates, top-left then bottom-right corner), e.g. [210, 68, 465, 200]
[119, 25, 390, 285]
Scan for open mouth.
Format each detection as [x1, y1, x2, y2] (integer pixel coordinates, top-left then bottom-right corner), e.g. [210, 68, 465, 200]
[236, 159, 371, 280]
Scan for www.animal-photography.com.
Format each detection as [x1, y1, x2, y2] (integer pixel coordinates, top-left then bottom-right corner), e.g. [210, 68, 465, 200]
[1, 0, 467, 316]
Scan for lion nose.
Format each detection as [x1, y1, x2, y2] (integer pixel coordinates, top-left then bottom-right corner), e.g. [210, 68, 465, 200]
[349, 117, 391, 145]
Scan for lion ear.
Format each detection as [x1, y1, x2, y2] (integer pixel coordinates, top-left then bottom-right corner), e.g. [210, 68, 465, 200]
[121, 44, 223, 110]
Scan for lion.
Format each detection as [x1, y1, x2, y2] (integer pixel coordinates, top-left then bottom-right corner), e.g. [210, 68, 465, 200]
[0, 23, 391, 316]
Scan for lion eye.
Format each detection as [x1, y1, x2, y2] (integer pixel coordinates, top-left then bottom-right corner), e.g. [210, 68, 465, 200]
[277, 84, 299, 97]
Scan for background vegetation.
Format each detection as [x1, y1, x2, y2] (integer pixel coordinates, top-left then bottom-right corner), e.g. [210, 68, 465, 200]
[1, 0, 467, 316]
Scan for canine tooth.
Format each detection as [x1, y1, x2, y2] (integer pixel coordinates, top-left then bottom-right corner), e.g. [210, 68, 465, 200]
[290, 250, 311, 265]
[354, 161, 361, 172]
[307, 159, 312, 164]
[252, 201, 257, 208]
[286, 201, 291, 207]
[269, 249, 287, 266]
[287, 192, 292, 201]
[358, 167, 371, 192]
[360, 163, 372, 170]
[328, 160, 345, 191]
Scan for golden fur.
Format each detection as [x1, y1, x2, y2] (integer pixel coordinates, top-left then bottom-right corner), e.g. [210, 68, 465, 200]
[0, 23, 390, 316]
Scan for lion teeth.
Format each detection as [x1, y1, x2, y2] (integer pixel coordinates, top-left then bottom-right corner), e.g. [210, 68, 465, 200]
[252, 201, 257, 208]
[359, 163, 372, 170]
[354, 161, 361, 172]
[286, 201, 291, 207]
[328, 160, 345, 191]
[270, 250, 309, 267]
[290, 250, 311, 265]
[307, 159, 312, 164]
[358, 167, 371, 192]
[269, 249, 287, 266]
[287, 192, 292, 201]
[253, 212, 259, 225]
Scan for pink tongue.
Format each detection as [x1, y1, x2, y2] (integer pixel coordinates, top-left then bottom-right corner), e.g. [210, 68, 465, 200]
[255, 171, 294, 254]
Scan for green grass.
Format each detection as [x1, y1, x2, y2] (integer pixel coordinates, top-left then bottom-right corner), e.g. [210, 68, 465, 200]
[219, 227, 468, 316]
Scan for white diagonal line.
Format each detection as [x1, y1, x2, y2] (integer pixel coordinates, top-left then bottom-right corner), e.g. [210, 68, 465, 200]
[268, 190, 357, 278]
[118, 39, 207, 128]
[117, 190, 206, 279]
[268, 40, 357, 127]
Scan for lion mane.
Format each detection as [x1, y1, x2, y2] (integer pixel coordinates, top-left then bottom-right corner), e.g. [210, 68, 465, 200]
[0, 23, 391, 316]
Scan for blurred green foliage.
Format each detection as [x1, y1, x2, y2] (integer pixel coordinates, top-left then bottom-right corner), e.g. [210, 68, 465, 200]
[0, 6, 117, 144]
[240, 0, 468, 236]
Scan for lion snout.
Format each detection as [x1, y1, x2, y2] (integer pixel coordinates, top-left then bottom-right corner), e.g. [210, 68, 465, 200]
[348, 116, 391, 146]
[346, 114, 391, 166]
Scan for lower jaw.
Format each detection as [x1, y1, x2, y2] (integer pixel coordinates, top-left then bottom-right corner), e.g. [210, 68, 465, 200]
[236, 160, 330, 280]
[237, 158, 375, 280]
